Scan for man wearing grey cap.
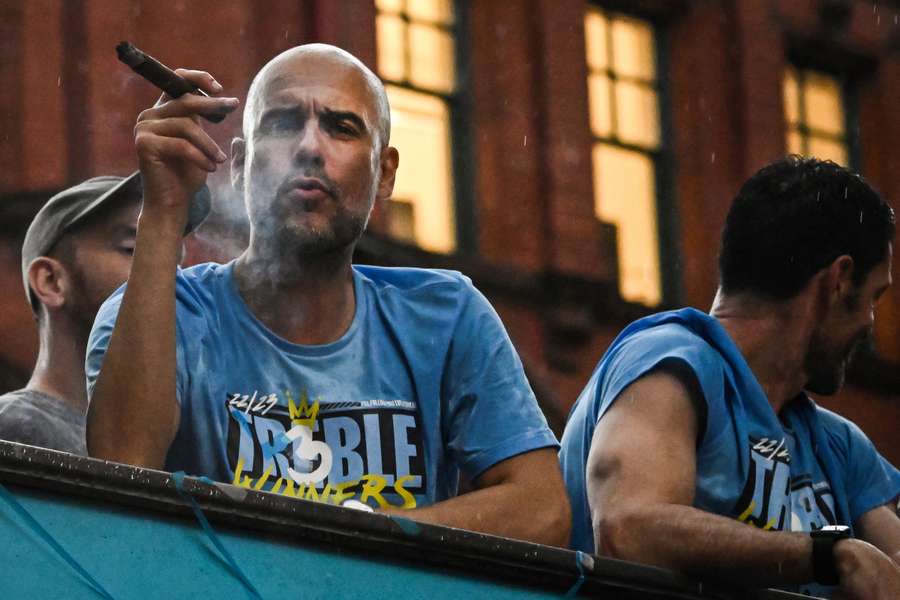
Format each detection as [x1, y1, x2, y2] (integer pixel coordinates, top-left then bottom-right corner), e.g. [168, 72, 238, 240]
[0, 173, 208, 454]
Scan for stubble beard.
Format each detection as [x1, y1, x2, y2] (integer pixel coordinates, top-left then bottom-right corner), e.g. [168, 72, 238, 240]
[804, 326, 869, 396]
[251, 187, 374, 260]
[803, 352, 845, 396]
[286, 208, 369, 257]
[63, 265, 102, 341]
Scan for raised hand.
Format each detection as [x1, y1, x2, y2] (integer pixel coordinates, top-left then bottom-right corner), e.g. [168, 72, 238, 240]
[133, 69, 238, 222]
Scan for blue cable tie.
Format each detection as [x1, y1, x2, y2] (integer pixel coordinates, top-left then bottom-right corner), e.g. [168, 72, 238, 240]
[564, 550, 588, 597]
[0, 482, 116, 600]
[172, 471, 264, 599]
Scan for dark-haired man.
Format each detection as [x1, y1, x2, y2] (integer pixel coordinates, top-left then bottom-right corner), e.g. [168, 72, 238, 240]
[0, 175, 206, 454]
[560, 157, 900, 598]
[85, 44, 569, 546]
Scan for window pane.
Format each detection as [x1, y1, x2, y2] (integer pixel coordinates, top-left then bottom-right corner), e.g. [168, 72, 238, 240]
[386, 85, 455, 253]
[377, 14, 407, 82]
[588, 73, 612, 137]
[786, 128, 803, 155]
[611, 16, 655, 81]
[376, 0, 404, 13]
[803, 71, 844, 136]
[584, 9, 608, 72]
[615, 81, 659, 148]
[783, 67, 800, 125]
[407, 0, 454, 25]
[592, 143, 660, 305]
[409, 23, 455, 94]
[808, 136, 848, 166]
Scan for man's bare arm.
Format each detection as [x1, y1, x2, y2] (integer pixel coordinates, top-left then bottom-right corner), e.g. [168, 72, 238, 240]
[86, 71, 238, 467]
[587, 368, 900, 598]
[382, 448, 571, 547]
[856, 504, 900, 565]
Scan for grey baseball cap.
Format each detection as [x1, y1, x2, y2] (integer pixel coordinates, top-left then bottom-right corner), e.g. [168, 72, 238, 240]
[21, 171, 211, 310]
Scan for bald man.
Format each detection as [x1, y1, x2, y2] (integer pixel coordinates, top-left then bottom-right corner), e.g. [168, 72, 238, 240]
[86, 45, 569, 546]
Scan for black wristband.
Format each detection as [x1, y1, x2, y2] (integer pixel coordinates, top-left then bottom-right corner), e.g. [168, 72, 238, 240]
[810, 526, 851, 586]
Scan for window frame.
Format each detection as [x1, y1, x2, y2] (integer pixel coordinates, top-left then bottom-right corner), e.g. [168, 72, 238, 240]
[586, 3, 678, 306]
[375, 0, 476, 255]
[784, 39, 873, 172]
[784, 64, 859, 170]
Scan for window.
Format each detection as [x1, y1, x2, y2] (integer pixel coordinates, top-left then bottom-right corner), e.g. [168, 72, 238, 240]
[783, 66, 849, 166]
[585, 8, 663, 306]
[376, 0, 457, 254]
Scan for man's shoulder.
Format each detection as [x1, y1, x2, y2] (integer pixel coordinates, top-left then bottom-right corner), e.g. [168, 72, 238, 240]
[0, 389, 30, 414]
[796, 400, 885, 471]
[0, 389, 81, 422]
[176, 261, 230, 292]
[178, 260, 228, 280]
[608, 310, 724, 368]
[0, 388, 61, 414]
[0, 389, 85, 453]
[593, 310, 728, 416]
[98, 261, 228, 317]
[353, 265, 478, 315]
[353, 265, 509, 351]
[808, 402, 870, 447]
[353, 265, 471, 294]
[172, 261, 234, 312]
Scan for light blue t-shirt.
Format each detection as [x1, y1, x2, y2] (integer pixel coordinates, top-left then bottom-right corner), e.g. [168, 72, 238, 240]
[560, 308, 900, 561]
[87, 262, 557, 510]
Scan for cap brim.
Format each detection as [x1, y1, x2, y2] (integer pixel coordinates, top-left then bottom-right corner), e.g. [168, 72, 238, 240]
[67, 171, 211, 235]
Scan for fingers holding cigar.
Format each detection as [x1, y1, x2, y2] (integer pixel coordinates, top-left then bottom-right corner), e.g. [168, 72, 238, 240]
[136, 74, 238, 173]
[154, 69, 225, 105]
[175, 68, 223, 93]
[117, 43, 240, 213]
[132, 70, 239, 211]
[145, 91, 239, 121]
[134, 116, 228, 172]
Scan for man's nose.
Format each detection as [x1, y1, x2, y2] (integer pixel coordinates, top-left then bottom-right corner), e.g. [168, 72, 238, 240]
[293, 121, 325, 166]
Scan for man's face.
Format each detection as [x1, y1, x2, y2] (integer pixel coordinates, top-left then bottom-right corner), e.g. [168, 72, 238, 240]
[64, 198, 141, 326]
[805, 246, 893, 395]
[238, 55, 387, 256]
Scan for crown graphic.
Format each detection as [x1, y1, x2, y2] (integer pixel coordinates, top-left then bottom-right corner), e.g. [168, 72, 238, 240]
[285, 389, 320, 427]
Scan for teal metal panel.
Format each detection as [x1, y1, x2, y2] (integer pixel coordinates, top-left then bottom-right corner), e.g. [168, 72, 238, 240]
[1, 485, 560, 599]
[0, 442, 814, 600]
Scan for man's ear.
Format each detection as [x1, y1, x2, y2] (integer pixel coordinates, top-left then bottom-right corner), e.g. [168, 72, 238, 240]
[376, 146, 399, 202]
[27, 257, 70, 312]
[824, 254, 855, 304]
[231, 137, 246, 193]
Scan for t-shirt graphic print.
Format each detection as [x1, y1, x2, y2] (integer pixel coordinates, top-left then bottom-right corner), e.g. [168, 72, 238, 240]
[226, 389, 426, 509]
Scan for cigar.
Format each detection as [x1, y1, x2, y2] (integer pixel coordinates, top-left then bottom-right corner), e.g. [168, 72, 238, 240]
[116, 41, 226, 123]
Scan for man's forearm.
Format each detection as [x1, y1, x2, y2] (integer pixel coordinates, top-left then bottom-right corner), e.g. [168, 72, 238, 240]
[86, 208, 185, 467]
[382, 482, 570, 547]
[598, 503, 814, 587]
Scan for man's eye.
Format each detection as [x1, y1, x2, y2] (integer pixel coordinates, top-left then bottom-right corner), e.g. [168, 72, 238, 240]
[262, 115, 299, 134]
[333, 124, 355, 136]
